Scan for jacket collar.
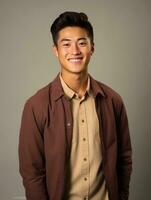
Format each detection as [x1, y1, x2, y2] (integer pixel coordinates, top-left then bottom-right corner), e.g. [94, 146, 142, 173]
[51, 74, 105, 101]
[89, 75, 105, 98]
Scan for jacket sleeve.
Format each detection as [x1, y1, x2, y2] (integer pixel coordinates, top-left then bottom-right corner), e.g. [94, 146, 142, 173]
[19, 99, 49, 200]
[116, 101, 132, 200]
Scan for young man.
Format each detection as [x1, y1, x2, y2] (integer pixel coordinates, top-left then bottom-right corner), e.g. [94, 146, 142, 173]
[19, 11, 132, 200]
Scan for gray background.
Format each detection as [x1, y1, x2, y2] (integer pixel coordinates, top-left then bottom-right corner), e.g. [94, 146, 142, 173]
[0, 0, 151, 199]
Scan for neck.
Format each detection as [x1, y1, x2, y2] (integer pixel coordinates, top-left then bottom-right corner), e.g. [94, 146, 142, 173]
[61, 71, 89, 97]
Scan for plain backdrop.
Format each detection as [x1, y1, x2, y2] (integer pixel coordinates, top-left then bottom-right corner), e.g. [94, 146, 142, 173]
[0, 0, 151, 199]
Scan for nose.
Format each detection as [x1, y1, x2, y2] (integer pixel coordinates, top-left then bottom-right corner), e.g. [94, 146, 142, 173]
[71, 43, 81, 55]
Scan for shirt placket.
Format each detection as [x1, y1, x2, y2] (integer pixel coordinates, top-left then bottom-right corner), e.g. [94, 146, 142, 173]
[79, 100, 89, 199]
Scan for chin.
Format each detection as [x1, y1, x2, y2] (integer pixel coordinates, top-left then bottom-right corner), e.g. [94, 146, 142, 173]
[70, 69, 87, 74]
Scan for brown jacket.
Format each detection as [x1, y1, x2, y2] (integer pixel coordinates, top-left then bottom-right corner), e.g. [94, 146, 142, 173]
[19, 75, 132, 200]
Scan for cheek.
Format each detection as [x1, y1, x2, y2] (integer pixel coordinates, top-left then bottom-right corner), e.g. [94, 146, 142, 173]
[86, 51, 93, 58]
[58, 49, 68, 57]
[57, 51, 68, 64]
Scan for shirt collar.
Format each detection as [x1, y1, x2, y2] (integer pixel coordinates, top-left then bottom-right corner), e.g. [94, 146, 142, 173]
[51, 74, 105, 101]
[59, 74, 91, 100]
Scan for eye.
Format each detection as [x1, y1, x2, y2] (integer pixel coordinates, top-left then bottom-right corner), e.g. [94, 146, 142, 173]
[79, 41, 87, 46]
[62, 42, 70, 47]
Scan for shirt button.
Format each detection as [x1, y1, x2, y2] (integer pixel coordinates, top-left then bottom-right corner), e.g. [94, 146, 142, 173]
[67, 122, 71, 127]
[82, 119, 85, 123]
[83, 158, 87, 161]
[84, 177, 87, 181]
[83, 138, 86, 141]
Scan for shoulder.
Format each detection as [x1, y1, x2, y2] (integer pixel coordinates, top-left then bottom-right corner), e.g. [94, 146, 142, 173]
[91, 77, 123, 104]
[100, 82, 122, 102]
[21, 81, 55, 131]
[91, 78, 126, 115]
[23, 76, 59, 121]
[25, 82, 51, 110]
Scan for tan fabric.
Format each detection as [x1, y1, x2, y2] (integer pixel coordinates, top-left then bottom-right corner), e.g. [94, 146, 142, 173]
[60, 75, 109, 200]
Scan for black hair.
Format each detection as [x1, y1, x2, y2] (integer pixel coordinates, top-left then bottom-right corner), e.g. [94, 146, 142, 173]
[50, 11, 94, 46]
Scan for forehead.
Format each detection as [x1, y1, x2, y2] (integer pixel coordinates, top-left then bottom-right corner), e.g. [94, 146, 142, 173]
[57, 26, 89, 41]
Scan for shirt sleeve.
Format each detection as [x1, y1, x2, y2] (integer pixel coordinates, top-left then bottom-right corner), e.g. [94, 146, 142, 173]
[18, 99, 49, 200]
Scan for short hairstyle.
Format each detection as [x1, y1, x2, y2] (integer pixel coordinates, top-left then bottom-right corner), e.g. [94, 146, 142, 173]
[50, 11, 94, 46]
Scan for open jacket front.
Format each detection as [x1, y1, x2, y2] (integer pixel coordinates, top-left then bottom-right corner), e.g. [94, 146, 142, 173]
[19, 75, 132, 200]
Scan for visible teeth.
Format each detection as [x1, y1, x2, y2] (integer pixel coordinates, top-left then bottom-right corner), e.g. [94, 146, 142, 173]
[71, 59, 80, 61]
[69, 58, 82, 62]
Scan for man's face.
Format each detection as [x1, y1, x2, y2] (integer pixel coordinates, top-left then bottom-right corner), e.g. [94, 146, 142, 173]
[53, 26, 94, 76]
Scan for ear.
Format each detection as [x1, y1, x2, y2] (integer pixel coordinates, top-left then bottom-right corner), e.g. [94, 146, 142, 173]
[90, 43, 95, 55]
[52, 45, 59, 57]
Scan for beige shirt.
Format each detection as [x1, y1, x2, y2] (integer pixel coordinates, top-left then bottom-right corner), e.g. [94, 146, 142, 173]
[60, 75, 109, 200]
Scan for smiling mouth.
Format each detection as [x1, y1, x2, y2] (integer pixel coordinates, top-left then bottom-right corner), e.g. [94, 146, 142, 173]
[68, 57, 83, 63]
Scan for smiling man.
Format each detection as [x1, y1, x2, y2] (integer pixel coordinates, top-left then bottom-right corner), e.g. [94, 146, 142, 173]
[19, 11, 132, 200]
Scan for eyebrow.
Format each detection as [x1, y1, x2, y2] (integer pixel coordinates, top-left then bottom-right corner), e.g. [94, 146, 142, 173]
[60, 37, 88, 43]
